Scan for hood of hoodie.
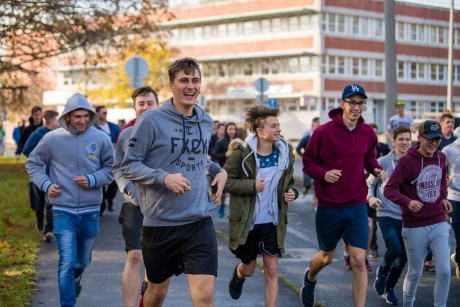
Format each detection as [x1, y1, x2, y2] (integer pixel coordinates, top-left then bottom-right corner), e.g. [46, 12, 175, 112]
[159, 99, 208, 165]
[328, 107, 365, 129]
[242, 133, 290, 176]
[59, 93, 97, 135]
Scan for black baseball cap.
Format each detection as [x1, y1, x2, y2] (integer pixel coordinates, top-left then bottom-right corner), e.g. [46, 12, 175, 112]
[418, 120, 442, 140]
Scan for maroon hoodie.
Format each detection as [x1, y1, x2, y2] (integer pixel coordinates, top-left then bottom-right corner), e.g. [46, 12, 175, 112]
[383, 146, 448, 228]
[303, 108, 381, 207]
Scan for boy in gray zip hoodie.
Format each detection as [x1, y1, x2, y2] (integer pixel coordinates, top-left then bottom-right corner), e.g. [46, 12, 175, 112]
[121, 57, 227, 307]
[26, 93, 114, 307]
[367, 126, 412, 305]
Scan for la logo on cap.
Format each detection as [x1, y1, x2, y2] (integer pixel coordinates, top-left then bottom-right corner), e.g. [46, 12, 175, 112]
[351, 84, 360, 92]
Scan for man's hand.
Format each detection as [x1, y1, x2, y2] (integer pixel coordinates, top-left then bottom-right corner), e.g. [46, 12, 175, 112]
[442, 199, 453, 213]
[374, 168, 387, 182]
[324, 169, 342, 183]
[164, 173, 191, 195]
[255, 179, 266, 193]
[48, 184, 61, 197]
[74, 176, 89, 188]
[211, 169, 228, 203]
[408, 200, 424, 213]
[284, 188, 296, 203]
[368, 196, 382, 209]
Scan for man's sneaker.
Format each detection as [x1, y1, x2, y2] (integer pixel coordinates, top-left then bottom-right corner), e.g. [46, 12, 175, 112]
[75, 275, 82, 298]
[365, 258, 372, 272]
[374, 267, 387, 296]
[229, 264, 245, 300]
[300, 269, 316, 307]
[44, 232, 54, 243]
[451, 253, 460, 280]
[382, 287, 398, 305]
[369, 248, 379, 259]
[343, 255, 352, 270]
[139, 280, 148, 307]
[35, 222, 44, 232]
[423, 261, 435, 272]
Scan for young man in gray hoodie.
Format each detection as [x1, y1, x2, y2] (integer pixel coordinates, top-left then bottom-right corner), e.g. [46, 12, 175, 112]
[113, 86, 159, 306]
[121, 57, 227, 307]
[367, 126, 412, 305]
[26, 93, 114, 306]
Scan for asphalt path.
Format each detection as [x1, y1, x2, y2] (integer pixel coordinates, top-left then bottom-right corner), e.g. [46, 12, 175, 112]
[31, 159, 460, 306]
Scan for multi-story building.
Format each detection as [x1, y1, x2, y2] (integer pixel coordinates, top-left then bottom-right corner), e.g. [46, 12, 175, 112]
[161, 0, 460, 139]
[45, 0, 460, 140]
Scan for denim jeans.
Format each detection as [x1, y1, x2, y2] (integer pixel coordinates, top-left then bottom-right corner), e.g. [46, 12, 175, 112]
[377, 216, 407, 288]
[53, 211, 99, 307]
[401, 222, 451, 307]
[448, 200, 460, 263]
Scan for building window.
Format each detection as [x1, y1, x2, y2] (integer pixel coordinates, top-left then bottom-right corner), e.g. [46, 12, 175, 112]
[398, 62, 405, 79]
[375, 59, 383, 77]
[243, 61, 253, 76]
[272, 59, 280, 74]
[261, 59, 270, 75]
[289, 58, 299, 73]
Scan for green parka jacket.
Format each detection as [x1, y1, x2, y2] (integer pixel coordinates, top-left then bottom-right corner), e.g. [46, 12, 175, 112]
[223, 137, 297, 255]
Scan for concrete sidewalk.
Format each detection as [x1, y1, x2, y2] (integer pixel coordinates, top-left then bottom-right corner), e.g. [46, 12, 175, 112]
[30, 198, 300, 307]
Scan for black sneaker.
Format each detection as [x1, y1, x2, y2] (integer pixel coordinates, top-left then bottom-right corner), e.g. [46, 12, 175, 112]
[300, 269, 316, 307]
[383, 287, 398, 305]
[229, 264, 245, 300]
[374, 267, 387, 296]
[75, 275, 82, 298]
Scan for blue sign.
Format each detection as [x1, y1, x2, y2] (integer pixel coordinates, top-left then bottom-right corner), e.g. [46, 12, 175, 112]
[268, 98, 277, 107]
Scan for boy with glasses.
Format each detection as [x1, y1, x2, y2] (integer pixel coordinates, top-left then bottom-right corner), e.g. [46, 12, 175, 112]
[384, 119, 452, 307]
[300, 83, 386, 307]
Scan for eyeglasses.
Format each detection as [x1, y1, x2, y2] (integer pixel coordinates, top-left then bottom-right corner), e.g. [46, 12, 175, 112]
[421, 136, 441, 143]
[343, 99, 366, 108]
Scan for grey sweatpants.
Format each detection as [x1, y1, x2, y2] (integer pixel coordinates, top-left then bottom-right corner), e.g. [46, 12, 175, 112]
[401, 221, 451, 307]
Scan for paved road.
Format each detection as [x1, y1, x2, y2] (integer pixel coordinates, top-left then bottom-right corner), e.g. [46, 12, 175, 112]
[31, 159, 460, 306]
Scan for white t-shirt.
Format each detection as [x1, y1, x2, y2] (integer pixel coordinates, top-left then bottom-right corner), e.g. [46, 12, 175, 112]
[387, 114, 414, 134]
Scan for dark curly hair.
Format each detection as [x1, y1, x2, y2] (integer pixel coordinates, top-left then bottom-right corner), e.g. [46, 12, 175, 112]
[245, 105, 280, 133]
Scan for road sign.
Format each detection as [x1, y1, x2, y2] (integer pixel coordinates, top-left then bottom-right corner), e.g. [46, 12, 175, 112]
[255, 77, 269, 93]
[125, 56, 149, 88]
[268, 98, 277, 107]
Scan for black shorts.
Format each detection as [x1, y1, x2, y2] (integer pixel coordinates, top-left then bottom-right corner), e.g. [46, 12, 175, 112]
[367, 202, 377, 219]
[118, 203, 143, 251]
[235, 223, 280, 265]
[141, 217, 217, 284]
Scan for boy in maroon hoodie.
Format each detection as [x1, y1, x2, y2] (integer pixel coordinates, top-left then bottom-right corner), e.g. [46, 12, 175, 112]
[300, 84, 386, 307]
[384, 120, 452, 307]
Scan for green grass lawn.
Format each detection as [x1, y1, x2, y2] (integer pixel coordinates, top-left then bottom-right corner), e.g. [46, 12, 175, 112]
[0, 157, 41, 306]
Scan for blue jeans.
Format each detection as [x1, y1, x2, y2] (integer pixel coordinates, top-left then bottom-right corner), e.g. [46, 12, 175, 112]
[377, 216, 407, 288]
[448, 200, 460, 263]
[53, 211, 99, 307]
[401, 222, 451, 307]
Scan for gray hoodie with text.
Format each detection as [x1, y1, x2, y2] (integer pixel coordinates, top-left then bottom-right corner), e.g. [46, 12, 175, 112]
[120, 99, 221, 227]
[26, 93, 114, 215]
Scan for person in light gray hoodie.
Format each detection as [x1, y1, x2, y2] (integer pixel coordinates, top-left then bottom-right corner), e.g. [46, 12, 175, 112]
[113, 86, 159, 306]
[442, 136, 460, 279]
[367, 126, 411, 305]
[121, 57, 227, 307]
[26, 93, 114, 307]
